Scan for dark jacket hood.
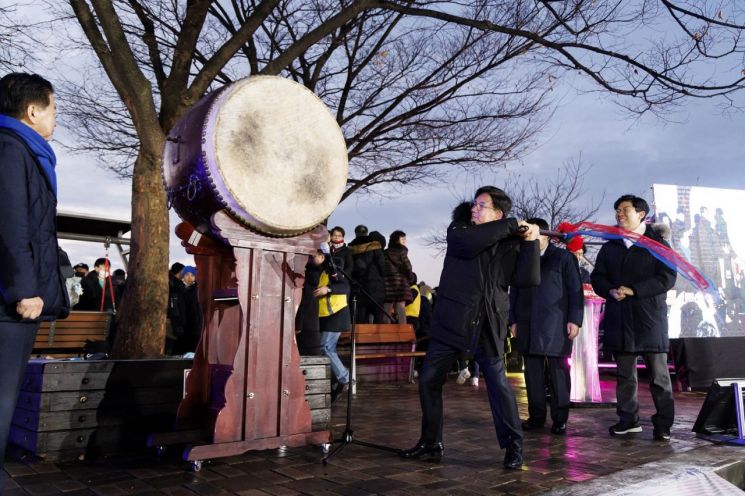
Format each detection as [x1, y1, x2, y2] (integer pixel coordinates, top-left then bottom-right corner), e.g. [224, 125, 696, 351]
[369, 231, 386, 250]
[451, 201, 473, 225]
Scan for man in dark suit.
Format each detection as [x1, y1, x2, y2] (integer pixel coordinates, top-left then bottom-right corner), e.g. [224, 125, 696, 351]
[0, 73, 69, 490]
[510, 218, 584, 435]
[399, 186, 540, 469]
[591, 194, 677, 441]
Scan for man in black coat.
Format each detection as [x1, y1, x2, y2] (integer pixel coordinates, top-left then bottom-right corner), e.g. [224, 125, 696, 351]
[591, 194, 677, 441]
[400, 186, 540, 469]
[510, 218, 584, 435]
[0, 73, 69, 490]
[348, 224, 386, 323]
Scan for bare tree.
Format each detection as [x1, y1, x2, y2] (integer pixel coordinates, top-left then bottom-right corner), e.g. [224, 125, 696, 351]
[61, 3, 552, 193]
[0, 4, 39, 71]
[45, 0, 745, 356]
[424, 155, 605, 253]
[505, 155, 605, 227]
[378, 1, 745, 113]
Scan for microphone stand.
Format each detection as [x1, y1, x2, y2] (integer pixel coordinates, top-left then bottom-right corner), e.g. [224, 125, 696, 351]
[322, 263, 400, 464]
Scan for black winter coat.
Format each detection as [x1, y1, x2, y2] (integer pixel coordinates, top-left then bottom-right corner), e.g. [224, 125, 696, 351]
[184, 283, 203, 339]
[510, 243, 584, 357]
[591, 224, 677, 353]
[331, 244, 354, 275]
[75, 272, 117, 311]
[348, 236, 385, 302]
[296, 259, 322, 332]
[383, 243, 414, 302]
[0, 130, 68, 322]
[167, 274, 187, 335]
[430, 206, 540, 357]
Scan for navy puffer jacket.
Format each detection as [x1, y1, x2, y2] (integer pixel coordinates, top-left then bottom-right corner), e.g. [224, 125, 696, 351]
[0, 130, 69, 322]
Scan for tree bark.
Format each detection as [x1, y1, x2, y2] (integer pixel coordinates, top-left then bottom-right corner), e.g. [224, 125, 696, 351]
[112, 134, 168, 358]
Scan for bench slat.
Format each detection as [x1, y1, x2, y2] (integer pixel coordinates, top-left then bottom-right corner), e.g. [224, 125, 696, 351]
[34, 311, 110, 357]
[356, 352, 425, 359]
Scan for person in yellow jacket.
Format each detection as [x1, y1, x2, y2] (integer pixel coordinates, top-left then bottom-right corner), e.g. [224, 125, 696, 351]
[315, 249, 351, 402]
[405, 276, 421, 333]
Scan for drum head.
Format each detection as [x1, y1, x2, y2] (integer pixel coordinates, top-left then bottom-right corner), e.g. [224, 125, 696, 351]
[204, 76, 348, 236]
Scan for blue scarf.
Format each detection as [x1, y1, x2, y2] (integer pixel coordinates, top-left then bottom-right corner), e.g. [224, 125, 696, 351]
[0, 114, 57, 196]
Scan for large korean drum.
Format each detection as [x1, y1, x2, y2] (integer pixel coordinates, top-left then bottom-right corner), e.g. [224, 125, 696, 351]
[162, 76, 348, 238]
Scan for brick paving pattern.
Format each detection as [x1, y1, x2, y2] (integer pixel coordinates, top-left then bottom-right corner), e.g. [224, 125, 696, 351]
[3, 373, 741, 495]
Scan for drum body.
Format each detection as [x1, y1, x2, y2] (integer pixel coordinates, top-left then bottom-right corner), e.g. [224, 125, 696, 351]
[163, 76, 348, 238]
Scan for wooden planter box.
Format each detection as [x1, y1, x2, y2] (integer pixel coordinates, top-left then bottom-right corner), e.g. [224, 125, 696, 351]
[10, 356, 330, 462]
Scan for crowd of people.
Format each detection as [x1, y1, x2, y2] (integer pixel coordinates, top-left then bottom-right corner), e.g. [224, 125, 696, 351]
[294, 225, 433, 402]
[64, 259, 203, 356]
[397, 190, 676, 471]
[281, 188, 678, 471]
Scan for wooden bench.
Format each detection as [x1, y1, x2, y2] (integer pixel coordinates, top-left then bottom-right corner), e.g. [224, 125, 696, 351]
[339, 324, 426, 388]
[33, 311, 112, 358]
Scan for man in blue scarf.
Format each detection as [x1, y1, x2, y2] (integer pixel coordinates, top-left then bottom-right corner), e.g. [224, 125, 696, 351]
[0, 73, 69, 490]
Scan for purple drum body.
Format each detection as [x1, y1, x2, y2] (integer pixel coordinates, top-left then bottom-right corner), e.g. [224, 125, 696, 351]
[162, 76, 348, 239]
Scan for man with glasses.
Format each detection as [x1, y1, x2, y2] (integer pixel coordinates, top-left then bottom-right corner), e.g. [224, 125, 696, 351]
[400, 186, 540, 469]
[591, 194, 677, 441]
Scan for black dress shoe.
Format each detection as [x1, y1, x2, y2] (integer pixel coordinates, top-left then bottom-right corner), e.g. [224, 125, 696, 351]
[551, 423, 567, 435]
[521, 419, 545, 431]
[330, 382, 347, 402]
[503, 440, 523, 469]
[399, 441, 444, 462]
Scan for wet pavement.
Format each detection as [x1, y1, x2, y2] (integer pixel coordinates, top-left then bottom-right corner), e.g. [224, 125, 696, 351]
[3, 372, 743, 495]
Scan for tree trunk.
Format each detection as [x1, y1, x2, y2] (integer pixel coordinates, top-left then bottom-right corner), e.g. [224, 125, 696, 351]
[112, 135, 169, 358]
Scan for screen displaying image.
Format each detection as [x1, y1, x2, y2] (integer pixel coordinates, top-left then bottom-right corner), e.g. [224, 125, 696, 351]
[653, 184, 745, 338]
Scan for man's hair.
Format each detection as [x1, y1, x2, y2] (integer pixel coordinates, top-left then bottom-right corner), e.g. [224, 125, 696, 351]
[113, 269, 126, 277]
[0, 73, 54, 119]
[73, 263, 89, 270]
[613, 194, 649, 220]
[389, 230, 406, 245]
[330, 226, 345, 237]
[526, 217, 549, 232]
[169, 262, 185, 275]
[94, 258, 108, 268]
[354, 224, 368, 237]
[475, 186, 512, 216]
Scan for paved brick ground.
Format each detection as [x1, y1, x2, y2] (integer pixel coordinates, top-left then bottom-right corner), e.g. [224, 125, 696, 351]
[2, 372, 742, 495]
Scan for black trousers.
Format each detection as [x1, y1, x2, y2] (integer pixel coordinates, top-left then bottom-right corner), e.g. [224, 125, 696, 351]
[418, 338, 522, 448]
[523, 354, 571, 425]
[615, 352, 675, 429]
[0, 321, 39, 490]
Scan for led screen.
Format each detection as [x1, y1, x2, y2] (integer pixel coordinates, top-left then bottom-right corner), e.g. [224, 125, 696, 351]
[653, 184, 745, 338]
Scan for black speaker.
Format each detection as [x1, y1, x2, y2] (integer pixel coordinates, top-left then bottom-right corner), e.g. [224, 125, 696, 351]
[692, 378, 745, 443]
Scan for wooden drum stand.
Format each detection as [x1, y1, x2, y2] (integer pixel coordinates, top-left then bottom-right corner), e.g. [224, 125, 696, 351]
[149, 211, 331, 470]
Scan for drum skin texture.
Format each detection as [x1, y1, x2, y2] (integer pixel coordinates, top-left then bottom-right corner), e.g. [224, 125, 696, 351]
[163, 76, 348, 238]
